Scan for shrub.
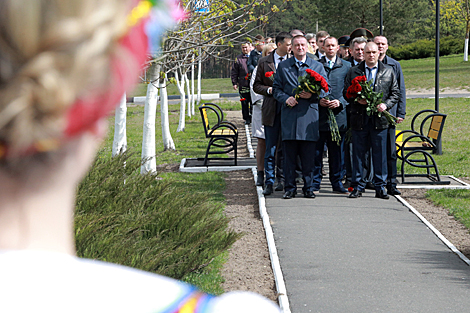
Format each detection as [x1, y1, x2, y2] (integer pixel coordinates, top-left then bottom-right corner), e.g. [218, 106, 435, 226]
[75, 151, 241, 279]
[388, 36, 464, 60]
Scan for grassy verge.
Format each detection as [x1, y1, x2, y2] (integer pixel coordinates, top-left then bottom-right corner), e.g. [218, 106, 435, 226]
[401, 53, 470, 91]
[77, 99, 243, 294]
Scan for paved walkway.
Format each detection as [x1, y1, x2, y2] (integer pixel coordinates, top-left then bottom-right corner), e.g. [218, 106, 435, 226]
[265, 178, 470, 312]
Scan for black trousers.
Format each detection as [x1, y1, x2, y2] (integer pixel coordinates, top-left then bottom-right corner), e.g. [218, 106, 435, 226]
[239, 91, 252, 122]
[283, 140, 316, 193]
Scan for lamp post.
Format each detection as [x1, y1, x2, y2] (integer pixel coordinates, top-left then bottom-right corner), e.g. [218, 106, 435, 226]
[435, 0, 443, 154]
[380, 0, 383, 35]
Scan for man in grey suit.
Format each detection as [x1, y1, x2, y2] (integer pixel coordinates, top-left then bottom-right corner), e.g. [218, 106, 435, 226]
[273, 35, 329, 199]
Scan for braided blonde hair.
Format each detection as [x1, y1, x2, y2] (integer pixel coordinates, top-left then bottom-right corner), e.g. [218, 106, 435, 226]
[0, 0, 133, 157]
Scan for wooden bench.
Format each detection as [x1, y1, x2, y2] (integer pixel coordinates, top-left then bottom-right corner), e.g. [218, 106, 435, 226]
[396, 109, 449, 184]
[199, 103, 238, 166]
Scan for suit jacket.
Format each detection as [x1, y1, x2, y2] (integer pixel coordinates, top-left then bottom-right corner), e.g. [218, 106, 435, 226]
[273, 56, 329, 141]
[253, 52, 278, 127]
[344, 61, 400, 130]
[230, 54, 250, 91]
[319, 56, 351, 132]
[382, 55, 406, 119]
[247, 49, 262, 74]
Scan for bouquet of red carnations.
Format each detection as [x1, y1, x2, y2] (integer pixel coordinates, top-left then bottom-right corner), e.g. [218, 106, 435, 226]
[293, 69, 329, 99]
[293, 69, 340, 145]
[346, 75, 398, 126]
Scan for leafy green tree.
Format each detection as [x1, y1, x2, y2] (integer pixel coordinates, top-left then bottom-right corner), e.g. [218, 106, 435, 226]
[440, 0, 470, 60]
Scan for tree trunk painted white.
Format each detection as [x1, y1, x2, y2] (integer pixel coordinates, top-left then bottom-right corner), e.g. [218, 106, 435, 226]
[184, 73, 192, 117]
[197, 49, 202, 106]
[175, 70, 186, 132]
[141, 65, 159, 174]
[191, 62, 196, 115]
[112, 93, 127, 156]
[160, 78, 176, 150]
[464, 37, 469, 62]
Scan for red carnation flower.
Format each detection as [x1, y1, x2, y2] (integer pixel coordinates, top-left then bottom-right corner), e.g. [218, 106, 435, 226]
[354, 83, 362, 93]
[240, 98, 246, 101]
[265, 71, 274, 78]
[312, 72, 322, 81]
[320, 79, 329, 92]
[352, 75, 367, 84]
[348, 187, 354, 192]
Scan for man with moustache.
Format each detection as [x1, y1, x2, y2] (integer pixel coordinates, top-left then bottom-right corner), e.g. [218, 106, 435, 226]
[344, 42, 400, 200]
[374, 35, 407, 196]
[313, 37, 351, 193]
[273, 35, 329, 199]
[253, 32, 292, 196]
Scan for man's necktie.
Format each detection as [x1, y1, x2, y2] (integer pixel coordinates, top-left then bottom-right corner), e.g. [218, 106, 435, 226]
[367, 67, 373, 82]
[328, 60, 334, 69]
[279, 57, 284, 62]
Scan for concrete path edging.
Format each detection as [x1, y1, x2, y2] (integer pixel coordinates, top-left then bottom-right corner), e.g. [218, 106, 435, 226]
[252, 168, 291, 313]
[396, 195, 470, 266]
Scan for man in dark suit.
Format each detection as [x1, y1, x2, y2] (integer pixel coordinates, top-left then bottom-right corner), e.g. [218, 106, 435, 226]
[247, 34, 265, 74]
[315, 31, 329, 60]
[253, 32, 292, 196]
[344, 42, 400, 199]
[231, 42, 252, 124]
[313, 37, 351, 193]
[374, 35, 407, 196]
[273, 35, 329, 199]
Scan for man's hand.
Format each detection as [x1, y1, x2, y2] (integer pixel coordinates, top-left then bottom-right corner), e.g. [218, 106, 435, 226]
[286, 96, 298, 108]
[319, 98, 329, 107]
[397, 117, 404, 124]
[328, 99, 341, 109]
[298, 91, 312, 99]
[377, 103, 387, 112]
[358, 99, 367, 105]
[233, 85, 238, 90]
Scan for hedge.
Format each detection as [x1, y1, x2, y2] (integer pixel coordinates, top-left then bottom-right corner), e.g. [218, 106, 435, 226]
[388, 36, 467, 60]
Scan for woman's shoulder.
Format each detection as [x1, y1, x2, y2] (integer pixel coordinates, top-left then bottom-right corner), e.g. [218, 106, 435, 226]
[0, 250, 280, 313]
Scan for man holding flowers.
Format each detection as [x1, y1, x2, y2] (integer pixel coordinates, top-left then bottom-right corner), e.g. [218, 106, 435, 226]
[273, 35, 329, 199]
[343, 42, 400, 200]
[314, 37, 351, 194]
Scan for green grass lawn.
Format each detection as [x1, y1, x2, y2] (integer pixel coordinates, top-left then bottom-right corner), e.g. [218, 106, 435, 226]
[401, 53, 470, 91]
[129, 78, 234, 97]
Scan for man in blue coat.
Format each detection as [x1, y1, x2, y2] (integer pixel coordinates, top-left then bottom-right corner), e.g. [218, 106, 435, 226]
[314, 37, 351, 193]
[273, 35, 329, 199]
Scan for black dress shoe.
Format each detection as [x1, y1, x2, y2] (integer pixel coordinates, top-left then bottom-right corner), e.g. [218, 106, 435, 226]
[256, 171, 265, 186]
[303, 191, 316, 198]
[387, 187, 402, 195]
[263, 184, 273, 196]
[283, 190, 296, 199]
[274, 181, 284, 191]
[365, 182, 375, 190]
[348, 189, 362, 198]
[332, 186, 348, 194]
[375, 189, 390, 199]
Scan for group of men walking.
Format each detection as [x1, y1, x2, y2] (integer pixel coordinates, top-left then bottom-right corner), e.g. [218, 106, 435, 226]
[231, 28, 406, 200]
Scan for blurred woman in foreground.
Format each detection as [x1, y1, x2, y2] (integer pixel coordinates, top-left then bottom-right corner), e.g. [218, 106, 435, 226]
[0, 0, 280, 312]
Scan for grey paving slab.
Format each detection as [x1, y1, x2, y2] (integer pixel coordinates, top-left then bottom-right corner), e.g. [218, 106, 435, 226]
[266, 187, 470, 313]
